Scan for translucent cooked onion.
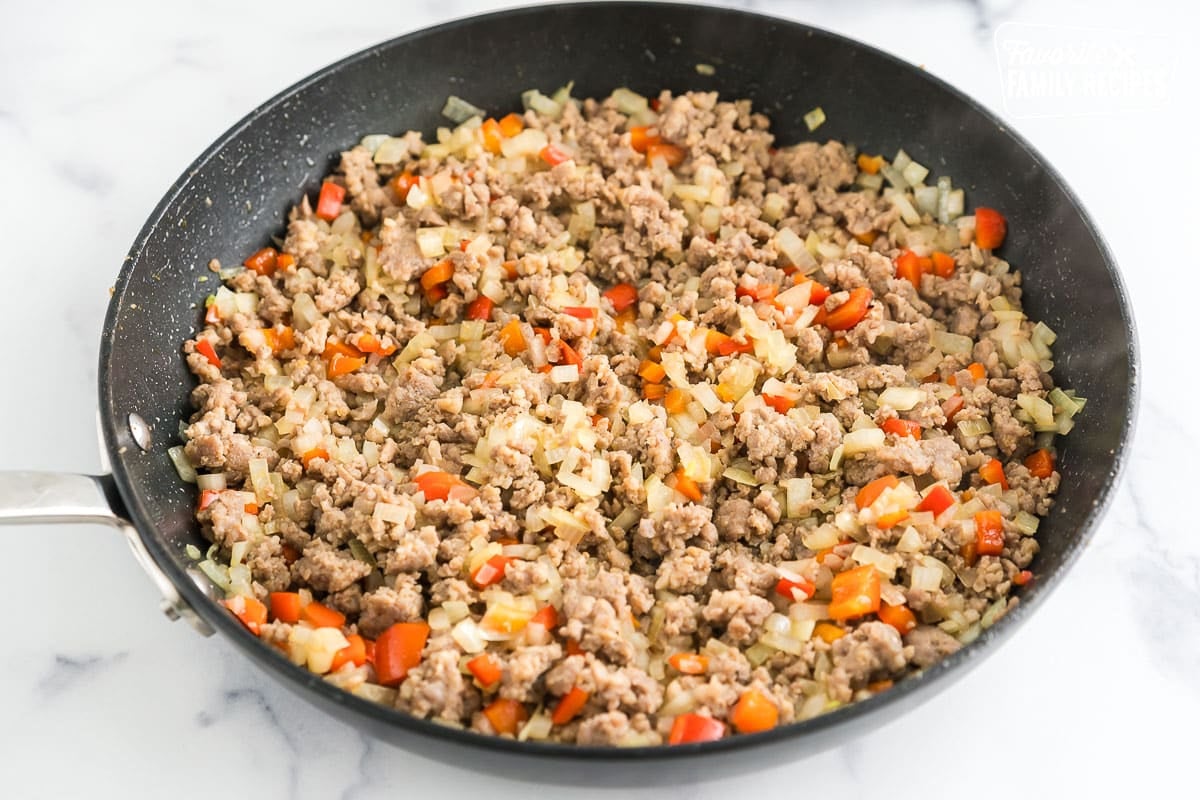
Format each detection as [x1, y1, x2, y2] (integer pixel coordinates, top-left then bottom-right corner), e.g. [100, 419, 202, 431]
[775, 228, 817, 272]
[784, 477, 813, 518]
[851, 544, 898, 579]
[931, 330, 973, 355]
[878, 386, 925, 411]
[611, 87, 648, 115]
[196, 473, 226, 491]
[502, 128, 549, 158]
[910, 563, 944, 592]
[788, 602, 831, 622]
[901, 159, 929, 187]
[442, 94, 486, 124]
[1017, 393, 1056, 427]
[956, 418, 993, 437]
[842, 427, 884, 456]
[353, 682, 398, 706]
[452, 618, 487, 653]
[168, 446, 196, 483]
[803, 107, 826, 131]
[1013, 511, 1040, 535]
[760, 630, 804, 656]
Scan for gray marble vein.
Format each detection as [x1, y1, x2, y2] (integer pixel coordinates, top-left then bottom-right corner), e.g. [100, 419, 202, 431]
[37, 652, 129, 699]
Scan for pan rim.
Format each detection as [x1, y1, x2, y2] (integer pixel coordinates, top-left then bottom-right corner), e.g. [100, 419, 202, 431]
[98, 0, 1140, 762]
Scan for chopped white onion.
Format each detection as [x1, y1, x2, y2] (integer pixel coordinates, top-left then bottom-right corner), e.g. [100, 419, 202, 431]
[878, 386, 925, 411]
[168, 446, 196, 483]
[842, 427, 885, 456]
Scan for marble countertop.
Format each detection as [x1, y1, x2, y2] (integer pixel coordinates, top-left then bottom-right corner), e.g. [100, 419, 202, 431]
[1, 0, 1194, 796]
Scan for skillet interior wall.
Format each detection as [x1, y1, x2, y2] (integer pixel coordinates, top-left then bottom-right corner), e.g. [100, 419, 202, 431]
[101, 3, 1132, 620]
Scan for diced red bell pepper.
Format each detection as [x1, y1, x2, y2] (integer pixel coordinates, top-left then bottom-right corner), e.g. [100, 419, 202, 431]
[539, 144, 573, 167]
[1024, 449, 1055, 479]
[974, 510, 1006, 556]
[465, 296, 494, 321]
[602, 282, 639, 313]
[877, 603, 917, 635]
[829, 564, 881, 621]
[931, 250, 956, 278]
[855, 475, 899, 510]
[974, 207, 1007, 250]
[299, 601, 345, 629]
[482, 698, 527, 735]
[315, 181, 346, 221]
[195, 339, 221, 369]
[466, 653, 503, 688]
[551, 686, 590, 726]
[775, 576, 815, 601]
[243, 247, 278, 277]
[471, 554, 512, 588]
[330, 634, 368, 671]
[646, 142, 686, 168]
[916, 484, 956, 517]
[978, 458, 1010, 490]
[269, 591, 303, 624]
[818, 287, 873, 331]
[668, 713, 726, 745]
[894, 249, 931, 286]
[222, 595, 268, 635]
[882, 418, 921, 438]
[374, 622, 430, 686]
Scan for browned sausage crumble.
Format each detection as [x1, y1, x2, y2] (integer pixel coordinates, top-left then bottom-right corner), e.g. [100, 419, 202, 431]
[177, 87, 1080, 745]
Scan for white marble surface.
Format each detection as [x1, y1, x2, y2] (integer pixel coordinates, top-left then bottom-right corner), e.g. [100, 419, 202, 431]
[1, 0, 1195, 796]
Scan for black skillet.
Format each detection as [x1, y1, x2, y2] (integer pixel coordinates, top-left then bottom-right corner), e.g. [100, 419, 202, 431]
[0, 1, 1137, 785]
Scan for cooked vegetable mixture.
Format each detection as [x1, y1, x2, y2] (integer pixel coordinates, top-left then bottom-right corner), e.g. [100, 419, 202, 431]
[178, 86, 1082, 746]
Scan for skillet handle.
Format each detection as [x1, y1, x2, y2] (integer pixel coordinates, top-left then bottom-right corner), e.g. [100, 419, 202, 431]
[0, 472, 126, 526]
[0, 471, 215, 636]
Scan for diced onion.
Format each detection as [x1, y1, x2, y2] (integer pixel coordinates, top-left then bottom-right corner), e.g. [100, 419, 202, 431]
[502, 129, 549, 159]
[803, 107, 826, 131]
[784, 478, 813, 518]
[842, 428, 884, 456]
[801, 524, 841, 551]
[518, 711, 555, 742]
[901, 160, 929, 187]
[197, 559, 230, 591]
[775, 228, 817, 272]
[788, 602, 831, 622]
[373, 137, 410, 165]
[1017, 393, 1056, 427]
[196, 473, 226, 491]
[878, 386, 925, 411]
[611, 87, 649, 115]
[851, 545, 897, 579]
[168, 446, 196, 483]
[353, 682, 399, 706]
[910, 563, 944, 592]
[452, 618, 487, 654]
[442, 95, 486, 124]
[760, 631, 804, 656]
[374, 501, 414, 526]
[549, 364, 580, 384]
[931, 330, 973, 355]
[956, 418, 993, 437]
[722, 467, 759, 487]
[1013, 511, 1040, 535]
[895, 525, 924, 554]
